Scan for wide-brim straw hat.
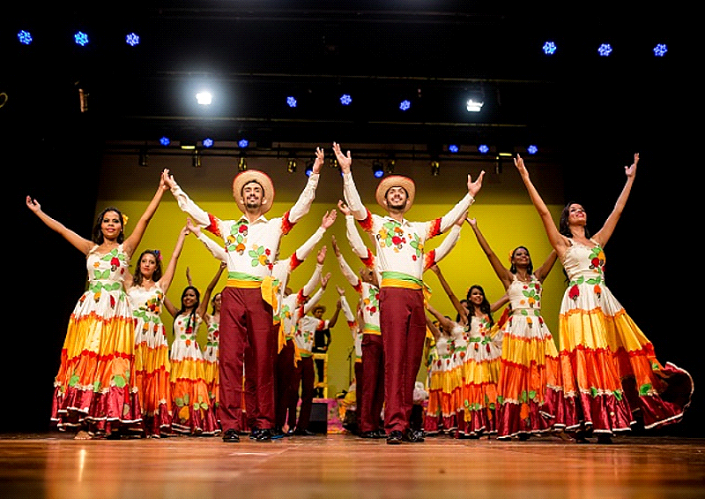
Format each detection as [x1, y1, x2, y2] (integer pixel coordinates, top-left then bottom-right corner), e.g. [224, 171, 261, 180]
[232, 170, 275, 214]
[375, 175, 416, 213]
[312, 304, 326, 314]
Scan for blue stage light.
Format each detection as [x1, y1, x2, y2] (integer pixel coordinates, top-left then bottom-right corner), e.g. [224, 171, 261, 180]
[478, 145, 489, 154]
[202, 138, 214, 148]
[542, 41, 557, 55]
[126, 33, 140, 47]
[286, 96, 297, 108]
[399, 100, 411, 111]
[238, 139, 249, 149]
[448, 144, 459, 153]
[17, 30, 32, 45]
[340, 94, 352, 106]
[527, 145, 538, 155]
[653, 44, 668, 57]
[598, 43, 613, 57]
[74, 31, 89, 46]
[160, 137, 170, 146]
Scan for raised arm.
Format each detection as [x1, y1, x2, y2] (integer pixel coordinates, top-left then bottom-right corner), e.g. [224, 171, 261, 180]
[196, 262, 227, 318]
[288, 209, 337, 273]
[593, 153, 639, 247]
[295, 246, 326, 306]
[332, 234, 361, 291]
[431, 173, 484, 236]
[428, 263, 467, 324]
[424, 216, 463, 271]
[25, 197, 94, 255]
[514, 154, 568, 256]
[123, 174, 169, 257]
[286, 147, 323, 225]
[533, 250, 558, 283]
[302, 272, 331, 315]
[466, 218, 513, 289]
[425, 301, 455, 334]
[187, 217, 227, 263]
[336, 143, 369, 221]
[490, 293, 510, 314]
[162, 169, 216, 231]
[159, 225, 189, 295]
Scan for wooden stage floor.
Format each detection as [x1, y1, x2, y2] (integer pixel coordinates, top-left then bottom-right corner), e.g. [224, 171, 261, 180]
[1, 432, 704, 499]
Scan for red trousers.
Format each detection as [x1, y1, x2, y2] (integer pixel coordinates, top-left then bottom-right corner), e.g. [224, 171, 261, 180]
[275, 338, 297, 429]
[218, 287, 276, 432]
[379, 287, 426, 434]
[291, 356, 315, 430]
[359, 334, 385, 433]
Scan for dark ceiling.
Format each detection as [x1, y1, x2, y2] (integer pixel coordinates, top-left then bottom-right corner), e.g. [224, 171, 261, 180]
[4, 2, 683, 159]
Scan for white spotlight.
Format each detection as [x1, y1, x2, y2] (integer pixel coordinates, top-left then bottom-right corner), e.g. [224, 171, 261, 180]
[196, 91, 213, 105]
[466, 98, 484, 112]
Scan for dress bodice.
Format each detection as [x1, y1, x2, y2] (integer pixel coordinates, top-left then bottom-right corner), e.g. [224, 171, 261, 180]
[506, 274, 543, 312]
[561, 240, 606, 284]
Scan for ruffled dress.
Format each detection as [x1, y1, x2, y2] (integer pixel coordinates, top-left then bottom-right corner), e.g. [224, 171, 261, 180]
[127, 282, 172, 436]
[51, 244, 143, 436]
[459, 315, 503, 436]
[424, 335, 456, 435]
[203, 316, 220, 409]
[169, 313, 220, 435]
[495, 275, 564, 439]
[557, 240, 693, 434]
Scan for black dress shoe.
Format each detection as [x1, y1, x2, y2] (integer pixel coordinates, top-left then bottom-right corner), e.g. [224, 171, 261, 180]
[404, 430, 425, 443]
[222, 429, 240, 443]
[386, 430, 403, 445]
[249, 427, 262, 440]
[293, 428, 316, 436]
[256, 429, 272, 442]
[270, 427, 284, 440]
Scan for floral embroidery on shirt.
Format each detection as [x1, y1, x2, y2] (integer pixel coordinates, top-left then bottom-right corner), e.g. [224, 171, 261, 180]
[249, 244, 272, 268]
[225, 220, 248, 254]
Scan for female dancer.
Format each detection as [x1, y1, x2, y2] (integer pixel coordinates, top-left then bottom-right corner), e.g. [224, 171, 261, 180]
[203, 291, 222, 412]
[25, 174, 168, 439]
[427, 264, 508, 437]
[165, 262, 225, 435]
[126, 225, 188, 437]
[515, 153, 693, 442]
[466, 217, 562, 440]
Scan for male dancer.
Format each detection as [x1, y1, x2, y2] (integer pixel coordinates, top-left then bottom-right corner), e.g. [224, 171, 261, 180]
[162, 148, 323, 442]
[336, 142, 483, 444]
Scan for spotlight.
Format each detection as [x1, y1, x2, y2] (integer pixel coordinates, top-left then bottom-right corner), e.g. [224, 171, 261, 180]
[139, 149, 148, 167]
[286, 96, 297, 108]
[238, 138, 249, 149]
[196, 91, 212, 105]
[192, 150, 202, 168]
[654, 44, 668, 57]
[305, 160, 314, 177]
[527, 145, 538, 155]
[542, 41, 557, 55]
[74, 31, 89, 46]
[17, 30, 32, 45]
[448, 144, 459, 153]
[202, 138, 214, 148]
[287, 158, 297, 173]
[238, 155, 247, 172]
[372, 160, 384, 178]
[478, 144, 489, 154]
[399, 100, 411, 111]
[598, 43, 613, 57]
[340, 94, 352, 106]
[126, 33, 140, 46]
[430, 161, 440, 176]
[160, 136, 171, 146]
[466, 98, 483, 112]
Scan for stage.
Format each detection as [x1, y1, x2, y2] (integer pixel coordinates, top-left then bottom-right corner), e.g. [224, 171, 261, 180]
[1, 432, 704, 499]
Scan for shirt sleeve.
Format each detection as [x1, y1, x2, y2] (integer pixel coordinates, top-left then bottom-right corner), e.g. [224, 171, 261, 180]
[424, 224, 461, 270]
[170, 183, 222, 236]
[430, 193, 474, 238]
[342, 172, 369, 221]
[195, 232, 228, 263]
[336, 250, 362, 292]
[297, 263, 323, 305]
[285, 173, 320, 225]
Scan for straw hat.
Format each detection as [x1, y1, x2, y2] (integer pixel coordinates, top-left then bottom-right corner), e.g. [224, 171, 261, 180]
[375, 175, 416, 213]
[232, 170, 275, 214]
[312, 304, 326, 314]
